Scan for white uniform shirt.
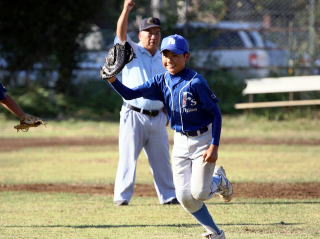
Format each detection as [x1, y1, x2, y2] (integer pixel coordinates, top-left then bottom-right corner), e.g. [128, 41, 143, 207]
[115, 36, 165, 110]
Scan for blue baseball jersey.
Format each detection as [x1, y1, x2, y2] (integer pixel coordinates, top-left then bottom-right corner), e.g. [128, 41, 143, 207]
[111, 68, 222, 145]
[0, 83, 7, 101]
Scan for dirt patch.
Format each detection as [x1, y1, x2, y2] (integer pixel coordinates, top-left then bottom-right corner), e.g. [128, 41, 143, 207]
[1, 137, 319, 199]
[0, 137, 319, 152]
[222, 137, 320, 146]
[1, 182, 319, 199]
[234, 182, 320, 199]
[0, 137, 117, 152]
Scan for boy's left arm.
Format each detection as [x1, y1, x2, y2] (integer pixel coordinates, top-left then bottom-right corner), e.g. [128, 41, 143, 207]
[203, 144, 219, 163]
[195, 79, 222, 163]
[203, 103, 222, 163]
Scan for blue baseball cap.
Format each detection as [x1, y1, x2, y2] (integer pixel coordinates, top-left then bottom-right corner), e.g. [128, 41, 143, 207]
[161, 34, 189, 54]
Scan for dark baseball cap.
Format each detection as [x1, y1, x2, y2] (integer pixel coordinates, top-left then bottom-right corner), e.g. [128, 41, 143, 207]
[139, 17, 161, 31]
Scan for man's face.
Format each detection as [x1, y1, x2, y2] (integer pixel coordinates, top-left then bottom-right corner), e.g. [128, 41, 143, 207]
[138, 27, 161, 52]
[161, 50, 190, 75]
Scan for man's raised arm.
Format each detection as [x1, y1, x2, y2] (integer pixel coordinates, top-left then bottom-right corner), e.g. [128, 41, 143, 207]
[116, 0, 135, 43]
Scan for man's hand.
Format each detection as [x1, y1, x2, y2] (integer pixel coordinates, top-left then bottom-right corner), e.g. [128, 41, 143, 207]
[124, 0, 135, 11]
[117, 0, 135, 42]
[202, 144, 219, 163]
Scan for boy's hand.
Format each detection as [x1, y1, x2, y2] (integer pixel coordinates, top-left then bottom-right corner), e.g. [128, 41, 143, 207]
[107, 76, 116, 83]
[203, 144, 218, 163]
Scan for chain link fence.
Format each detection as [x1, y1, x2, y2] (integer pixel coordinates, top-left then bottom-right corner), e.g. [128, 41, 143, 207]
[225, 0, 319, 75]
[171, 0, 320, 77]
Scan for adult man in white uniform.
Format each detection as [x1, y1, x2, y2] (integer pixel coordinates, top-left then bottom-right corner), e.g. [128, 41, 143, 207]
[113, 0, 177, 206]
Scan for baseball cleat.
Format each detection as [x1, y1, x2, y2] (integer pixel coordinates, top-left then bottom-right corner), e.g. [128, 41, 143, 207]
[163, 198, 180, 205]
[214, 166, 233, 202]
[114, 200, 129, 206]
[202, 230, 226, 239]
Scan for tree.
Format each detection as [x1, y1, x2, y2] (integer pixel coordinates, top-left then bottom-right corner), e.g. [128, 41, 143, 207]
[0, 0, 105, 93]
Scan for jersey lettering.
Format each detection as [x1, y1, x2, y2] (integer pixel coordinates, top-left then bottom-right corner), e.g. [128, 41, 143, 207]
[182, 92, 198, 113]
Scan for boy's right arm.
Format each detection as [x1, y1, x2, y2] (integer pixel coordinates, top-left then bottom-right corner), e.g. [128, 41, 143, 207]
[107, 76, 161, 102]
[107, 77, 142, 100]
[117, 0, 135, 43]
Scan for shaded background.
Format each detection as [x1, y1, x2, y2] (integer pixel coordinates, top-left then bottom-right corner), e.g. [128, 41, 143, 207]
[0, 0, 319, 119]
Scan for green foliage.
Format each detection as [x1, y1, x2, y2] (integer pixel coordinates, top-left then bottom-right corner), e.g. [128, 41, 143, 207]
[9, 86, 68, 118]
[5, 79, 319, 120]
[204, 70, 246, 114]
[0, 0, 105, 93]
[69, 80, 122, 120]
[7, 82, 122, 120]
[196, 0, 227, 21]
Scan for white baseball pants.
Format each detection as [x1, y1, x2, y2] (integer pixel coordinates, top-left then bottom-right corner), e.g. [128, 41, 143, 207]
[171, 125, 219, 213]
[114, 106, 176, 204]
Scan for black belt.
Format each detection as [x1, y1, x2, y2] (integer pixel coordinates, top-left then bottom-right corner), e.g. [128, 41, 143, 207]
[181, 126, 208, 137]
[123, 102, 160, 117]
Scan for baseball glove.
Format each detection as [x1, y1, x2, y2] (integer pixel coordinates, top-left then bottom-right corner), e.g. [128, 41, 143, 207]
[14, 114, 46, 132]
[100, 42, 135, 80]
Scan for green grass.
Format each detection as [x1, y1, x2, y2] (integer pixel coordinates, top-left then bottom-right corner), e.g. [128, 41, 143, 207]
[0, 192, 319, 239]
[0, 115, 320, 238]
[0, 117, 120, 138]
[0, 144, 158, 184]
[0, 146, 117, 184]
[219, 144, 320, 183]
[1, 115, 320, 139]
[0, 143, 319, 184]
[222, 115, 320, 140]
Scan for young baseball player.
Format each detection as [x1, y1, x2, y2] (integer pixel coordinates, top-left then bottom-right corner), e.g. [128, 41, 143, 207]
[105, 34, 233, 239]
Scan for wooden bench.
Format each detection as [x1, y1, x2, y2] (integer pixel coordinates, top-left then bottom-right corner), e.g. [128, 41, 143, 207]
[235, 76, 320, 109]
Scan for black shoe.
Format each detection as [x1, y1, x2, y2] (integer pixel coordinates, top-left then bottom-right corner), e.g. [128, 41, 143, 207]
[163, 198, 179, 205]
[114, 200, 129, 206]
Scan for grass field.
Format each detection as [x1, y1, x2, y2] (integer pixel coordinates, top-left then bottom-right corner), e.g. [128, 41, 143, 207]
[0, 115, 319, 238]
[0, 193, 319, 239]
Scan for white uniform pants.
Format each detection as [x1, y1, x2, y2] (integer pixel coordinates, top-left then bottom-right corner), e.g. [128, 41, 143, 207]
[114, 106, 176, 204]
[172, 125, 219, 213]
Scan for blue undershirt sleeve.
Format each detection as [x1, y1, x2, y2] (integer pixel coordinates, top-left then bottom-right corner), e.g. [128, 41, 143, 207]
[211, 103, 222, 146]
[109, 79, 143, 100]
[109, 77, 162, 101]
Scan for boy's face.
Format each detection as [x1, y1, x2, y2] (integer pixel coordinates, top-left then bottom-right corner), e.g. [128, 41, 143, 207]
[161, 50, 190, 75]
